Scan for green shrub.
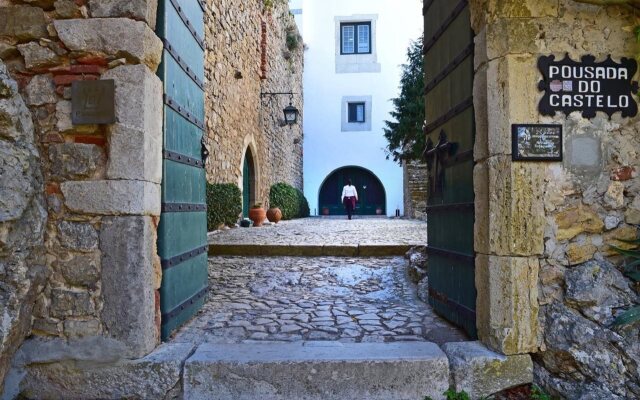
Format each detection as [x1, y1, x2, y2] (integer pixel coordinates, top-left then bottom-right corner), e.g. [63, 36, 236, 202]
[206, 183, 242, 230]
[269, 183, 310, 220]
[611, 239, 640, 327]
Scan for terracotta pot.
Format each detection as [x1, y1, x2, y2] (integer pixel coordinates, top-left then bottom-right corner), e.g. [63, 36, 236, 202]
[322, 207, 329, 215]
[249, 207, 266, 227]
[267, 207, 282, 223]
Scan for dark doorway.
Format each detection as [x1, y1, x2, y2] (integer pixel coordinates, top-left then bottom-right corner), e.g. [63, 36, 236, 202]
[319, 166, 386, 216]
[242, 149, 255, 218]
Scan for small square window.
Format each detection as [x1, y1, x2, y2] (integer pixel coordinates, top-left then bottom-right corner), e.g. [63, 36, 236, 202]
[348, 102, 366, 123]
[341, 22, 371, 55]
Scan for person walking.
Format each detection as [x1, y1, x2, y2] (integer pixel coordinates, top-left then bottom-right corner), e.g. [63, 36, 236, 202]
[341, 179, 358, 220]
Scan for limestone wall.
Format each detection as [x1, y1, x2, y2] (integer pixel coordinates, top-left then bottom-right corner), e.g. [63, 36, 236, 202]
[471, 0, 640, 397]
[0, 0, 163, 393]
[204, 0, 303, 206]
[403, 160, 428, 220]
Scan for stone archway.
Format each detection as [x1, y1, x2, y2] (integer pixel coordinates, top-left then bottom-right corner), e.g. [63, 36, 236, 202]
[242, 147, 257, 217]
[318, 166, 386, 216]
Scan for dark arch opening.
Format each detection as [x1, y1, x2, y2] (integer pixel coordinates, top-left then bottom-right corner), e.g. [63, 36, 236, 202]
[242, 148, 256, 217]
[318, 166, 386, 216]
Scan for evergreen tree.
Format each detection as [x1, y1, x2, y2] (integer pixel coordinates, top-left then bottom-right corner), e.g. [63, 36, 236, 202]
[383, 36, 425, 164]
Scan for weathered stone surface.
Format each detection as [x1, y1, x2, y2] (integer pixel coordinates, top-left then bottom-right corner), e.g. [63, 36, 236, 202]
[555, 205, 604, 241]
[602, 225, 639, 255]
[15, 342, 194, 400]
[25, 74, 56, 106]
[56, 253, 100, 287]
[12, 336, 129, 366]
[0, 6, 48, 43]
[50, 288, 95, 318]
[476, 254, 538, 355]
[565, 242, 597, 265]
[54, 18, 163, 70]
[61, 180, 161, 216]
[49, 143, 105, 180]
[0, 60, 45, 395]
[57, 221, 98, 252]
[625, 196, 640, 225]
[604, 181, 625, 209]
[184, 342, 450, 400]
[63, 318, 101, 338]
[55, 99, 72, 132]
[17, 42, 60, 70]
[565, 260, 636, 325]
[101, 64, 162, 182]
[53, 0, 82, 18]
[100, 216, 159, 357]
[443, 341, 533, 398]
[0, 41, 18, 59]
[89, 0, 158, 29]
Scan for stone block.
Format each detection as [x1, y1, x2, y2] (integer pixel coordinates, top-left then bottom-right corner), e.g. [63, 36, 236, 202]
[55, 100, 72, 132]
[602, 225, 638, 256]
[64, 318, 101, 338]
[56, 253, 100, 287]
[565, 242, 597, 265]
[555, 205, 604, 241]
[25, 74, 56, 106]
[0, 6, 48, 42]
[49, 143, 105, 181]
[89, 0, 158, 30]
[474, 161, 489, 254]
[17, 42, 60, 70]
[17, 342, 194, 400]
[476, 254, 539, 355]
[625, 196, 640, 224]
[100, 216, 159, 357]
[54, 0, 82, 18]
[184, 342, 450, 400]
[61, 180, 161, 216]
[50, 288, 95, 318]
[13, 336, 129, 367]
[486, 155, 546, 256]
[54, 18, 163, 71]
[473, 61, 489, 161]
[604, 181, 625, 210]
[443, 341, 533, 398]
[57, 221, 98, 252]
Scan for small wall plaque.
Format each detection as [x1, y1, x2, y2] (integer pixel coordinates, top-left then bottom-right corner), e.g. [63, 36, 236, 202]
[71, 80, 116, 125]
[512, 124, 563, 161]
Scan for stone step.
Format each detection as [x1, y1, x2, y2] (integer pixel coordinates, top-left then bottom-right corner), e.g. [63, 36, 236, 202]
[208, 243, 412, 257]
[183, 341, 450, 400]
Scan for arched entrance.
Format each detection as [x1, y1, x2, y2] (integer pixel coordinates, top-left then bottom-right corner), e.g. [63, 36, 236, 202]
[319, 166, 386, 216]
[242, 148, 256, 217]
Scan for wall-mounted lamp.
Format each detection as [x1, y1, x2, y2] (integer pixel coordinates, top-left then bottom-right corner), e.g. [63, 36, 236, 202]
[261, 92, 299, 127]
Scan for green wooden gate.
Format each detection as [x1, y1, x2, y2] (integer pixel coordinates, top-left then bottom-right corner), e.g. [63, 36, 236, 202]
[423, 0, 477, 337]
[318, 166, 386, 216]
[156, 0, 208, 340]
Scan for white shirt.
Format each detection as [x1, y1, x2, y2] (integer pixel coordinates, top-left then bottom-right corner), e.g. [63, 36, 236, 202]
[341, 185, 358, 200]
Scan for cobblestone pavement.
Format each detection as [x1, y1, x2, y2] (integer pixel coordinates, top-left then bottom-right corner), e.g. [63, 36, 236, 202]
[208, 217, 428, 246]
[173, 256, 468, 345]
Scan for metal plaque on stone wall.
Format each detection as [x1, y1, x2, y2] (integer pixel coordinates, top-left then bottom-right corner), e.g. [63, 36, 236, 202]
[538, 54, 639, 119]
[71, 80, 116, 125]
[512, 124, 563, 162]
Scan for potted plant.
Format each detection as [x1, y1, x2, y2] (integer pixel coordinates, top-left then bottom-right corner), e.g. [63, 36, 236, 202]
[267, 206, 282, 223]
[249, 203, 266, 227]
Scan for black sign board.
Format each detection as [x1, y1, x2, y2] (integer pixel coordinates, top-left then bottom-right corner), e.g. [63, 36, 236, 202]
[538, 54, 639, 119]
[512, 124, 563, 162]
[71, 80, 116, 125]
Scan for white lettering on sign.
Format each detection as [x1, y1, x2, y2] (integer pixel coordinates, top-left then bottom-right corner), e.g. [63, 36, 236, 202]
[549, 65, 628, 80]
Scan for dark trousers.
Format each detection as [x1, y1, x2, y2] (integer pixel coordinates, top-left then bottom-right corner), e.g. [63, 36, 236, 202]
[343, 196, 356, 219]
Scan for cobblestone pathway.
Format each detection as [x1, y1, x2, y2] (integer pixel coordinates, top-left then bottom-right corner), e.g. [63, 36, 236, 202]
[208, 217, 428, 246]
[173, 255, 467, 345]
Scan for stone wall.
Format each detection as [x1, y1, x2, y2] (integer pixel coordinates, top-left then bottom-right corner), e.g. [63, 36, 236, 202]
[403, 160, 428, 220]
[471, 0, 640, 397]
[204, 0, 303, 207]
[0, 0, 163, 393]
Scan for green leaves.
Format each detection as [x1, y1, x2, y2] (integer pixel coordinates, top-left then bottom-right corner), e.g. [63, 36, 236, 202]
[383, 35, 425, 164]
[269, 183, 310, 220]
[611, 243, 640, 327]
[612, 306, 640, 327]
[206, 183, 242, 230]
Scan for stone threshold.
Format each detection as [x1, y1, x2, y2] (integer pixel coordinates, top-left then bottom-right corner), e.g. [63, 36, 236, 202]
[208, 244, 413, 257]
[11, 340, 533, 400]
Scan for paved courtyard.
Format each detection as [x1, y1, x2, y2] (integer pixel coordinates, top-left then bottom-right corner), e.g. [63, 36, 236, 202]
[208, 217, 429, 246]
[175, 218, 466, 345]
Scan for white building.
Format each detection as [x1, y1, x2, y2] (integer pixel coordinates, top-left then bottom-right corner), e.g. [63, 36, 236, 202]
[290, 0, 423, 216]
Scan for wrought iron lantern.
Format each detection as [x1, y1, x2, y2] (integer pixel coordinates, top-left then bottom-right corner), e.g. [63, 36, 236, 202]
[283, 103, 299, 125]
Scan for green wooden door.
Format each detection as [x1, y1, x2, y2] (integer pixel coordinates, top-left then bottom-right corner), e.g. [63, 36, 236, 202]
[424, 0, 476, 337]
[156, 0, 208, 340]
[242, 152, 251, 218]
[318, 166, 386, 215]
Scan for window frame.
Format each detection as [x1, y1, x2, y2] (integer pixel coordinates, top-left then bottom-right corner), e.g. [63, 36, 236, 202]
[347, 102, 366, 123]
[340, 21, 372, 55]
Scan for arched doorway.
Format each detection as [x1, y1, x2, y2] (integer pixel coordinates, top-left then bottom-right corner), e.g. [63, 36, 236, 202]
[242, 148, 256, 217]
[319, 166, 386, 216]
